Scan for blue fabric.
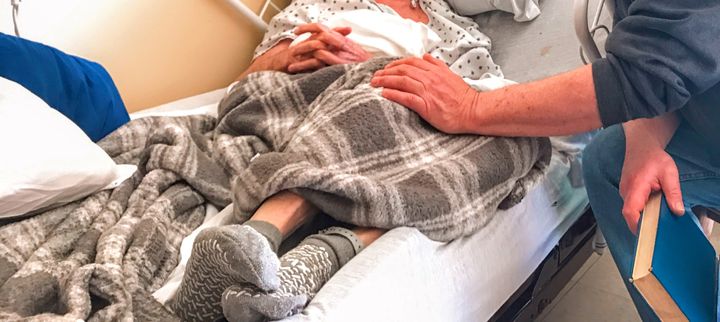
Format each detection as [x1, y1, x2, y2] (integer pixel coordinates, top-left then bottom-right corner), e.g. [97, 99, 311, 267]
[653, 196, 717, 321]
[0, 33, 128, 141]
[583, 123, 720, 321]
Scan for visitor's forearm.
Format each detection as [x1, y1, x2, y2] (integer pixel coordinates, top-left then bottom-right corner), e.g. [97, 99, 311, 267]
[466, 65, 603, 137]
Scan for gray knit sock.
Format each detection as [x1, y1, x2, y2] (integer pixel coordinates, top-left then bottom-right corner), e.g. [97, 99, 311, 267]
[221, 227, 363, 322]
[244, 220, 282, 253]
[171, 223, 282, 322]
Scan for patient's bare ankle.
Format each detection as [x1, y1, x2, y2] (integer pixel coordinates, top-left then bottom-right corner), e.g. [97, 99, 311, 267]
[252, 191, 319, 238]
[352, 227, 386, 247]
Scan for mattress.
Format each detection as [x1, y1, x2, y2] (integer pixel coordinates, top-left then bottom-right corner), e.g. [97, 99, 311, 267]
[133, 87, 588, 322]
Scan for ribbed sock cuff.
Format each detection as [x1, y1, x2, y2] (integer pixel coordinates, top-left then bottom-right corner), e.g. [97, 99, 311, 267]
[244, 220, 282, 253]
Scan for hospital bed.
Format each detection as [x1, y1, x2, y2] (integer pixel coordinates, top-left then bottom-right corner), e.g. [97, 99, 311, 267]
[130, 0, 613, 321]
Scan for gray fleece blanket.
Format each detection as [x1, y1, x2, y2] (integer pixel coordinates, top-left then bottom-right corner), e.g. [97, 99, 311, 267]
[0, 57, 549, 321]
[220, 57, 550, 240]
[0, 116, 227, 321]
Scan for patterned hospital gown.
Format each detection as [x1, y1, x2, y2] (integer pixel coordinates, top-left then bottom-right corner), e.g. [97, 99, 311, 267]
[254, 0, 503, 80]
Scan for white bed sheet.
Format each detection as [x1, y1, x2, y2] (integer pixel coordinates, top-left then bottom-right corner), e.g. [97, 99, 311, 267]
[133, 86, 588, 322]
[130, 88, 226, 119]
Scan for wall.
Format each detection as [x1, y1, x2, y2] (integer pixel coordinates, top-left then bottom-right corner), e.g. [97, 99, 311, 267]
[0, 0, 286, 112]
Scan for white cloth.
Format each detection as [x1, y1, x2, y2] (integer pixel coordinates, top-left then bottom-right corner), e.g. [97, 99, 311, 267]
[446, 0, 541, 22]
[255, 0, 504, 80]
[463, 73, 516, 91]
[0, 77, 135, 218]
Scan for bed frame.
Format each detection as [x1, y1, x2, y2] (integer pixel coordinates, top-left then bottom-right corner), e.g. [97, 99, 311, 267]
[490, 207, 597, 321]
[222, 0, 612, 320]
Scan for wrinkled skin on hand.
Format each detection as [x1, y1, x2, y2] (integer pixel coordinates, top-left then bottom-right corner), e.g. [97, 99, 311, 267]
[371, 54, 477, 134]
[285, 23, 371, 73]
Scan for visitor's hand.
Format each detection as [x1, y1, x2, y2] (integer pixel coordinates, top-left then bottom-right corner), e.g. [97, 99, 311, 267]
[620, 116, 684, 234]
[286, 23, 371, 73]
[370, 54, 478, 134]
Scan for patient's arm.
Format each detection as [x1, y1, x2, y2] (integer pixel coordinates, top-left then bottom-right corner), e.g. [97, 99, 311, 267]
[235, 39, 293, 81]
[289, 24, 370, 72]
[236, 35, 340, 80]
[237, 24, 370, 80]
[372, 54, 602, 136]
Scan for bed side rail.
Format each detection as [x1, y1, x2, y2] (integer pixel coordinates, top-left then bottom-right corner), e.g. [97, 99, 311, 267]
[574, 0, 612, 64]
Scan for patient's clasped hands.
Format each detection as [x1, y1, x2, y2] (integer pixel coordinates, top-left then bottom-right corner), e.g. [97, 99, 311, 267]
[371, 54, 479, 134]
[286, 23, 371, 73]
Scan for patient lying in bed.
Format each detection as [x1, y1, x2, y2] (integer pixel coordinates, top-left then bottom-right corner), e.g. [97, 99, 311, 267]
[166, 1, 546, 321]
[162, 0, 552, 321]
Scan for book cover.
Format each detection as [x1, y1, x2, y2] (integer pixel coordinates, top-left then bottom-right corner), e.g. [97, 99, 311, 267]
[632, 192, 718, 321]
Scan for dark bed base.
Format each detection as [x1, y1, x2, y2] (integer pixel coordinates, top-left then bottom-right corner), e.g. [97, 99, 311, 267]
[489, 207, 598, 322]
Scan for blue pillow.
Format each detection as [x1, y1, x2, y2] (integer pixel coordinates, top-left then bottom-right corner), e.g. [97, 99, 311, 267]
[0, 33, 129, 141]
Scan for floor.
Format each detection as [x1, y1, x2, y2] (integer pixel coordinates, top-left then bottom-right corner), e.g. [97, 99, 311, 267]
[537, 224, 720, 321]
[536, 249, 641, 322]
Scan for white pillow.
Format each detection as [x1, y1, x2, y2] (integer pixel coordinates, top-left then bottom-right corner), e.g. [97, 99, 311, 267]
[0, 77, 136, 218]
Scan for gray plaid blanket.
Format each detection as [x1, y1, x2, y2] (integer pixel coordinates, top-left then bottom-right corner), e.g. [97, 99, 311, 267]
[0, 116, 226, 321]
[220, 57, 551, 241]
[0, 57, 549, 321]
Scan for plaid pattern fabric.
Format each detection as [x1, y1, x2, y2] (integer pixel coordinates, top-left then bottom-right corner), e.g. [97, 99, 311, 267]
[0, 116, 226, 321]
[0, 57, 548, 320]
[218, 57, 550, 241]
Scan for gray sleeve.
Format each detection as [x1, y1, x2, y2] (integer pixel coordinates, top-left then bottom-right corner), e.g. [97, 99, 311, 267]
[591, 0, 720, 126]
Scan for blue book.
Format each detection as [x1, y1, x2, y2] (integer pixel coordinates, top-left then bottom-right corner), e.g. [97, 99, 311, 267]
[632, 192, 718, 321]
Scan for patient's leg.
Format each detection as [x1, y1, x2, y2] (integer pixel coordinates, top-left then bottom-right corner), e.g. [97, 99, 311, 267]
[251, 191, 320, 238]
[221, 227, 386, 322]
[172, 191, 319, 322]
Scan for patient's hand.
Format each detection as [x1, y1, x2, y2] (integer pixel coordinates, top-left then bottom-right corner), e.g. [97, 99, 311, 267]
[371, 54, 478, 134]
[286, 23, 371, 73]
